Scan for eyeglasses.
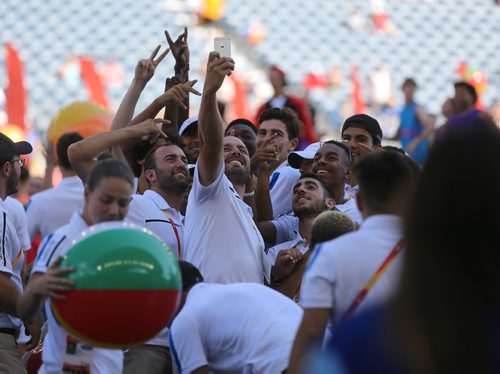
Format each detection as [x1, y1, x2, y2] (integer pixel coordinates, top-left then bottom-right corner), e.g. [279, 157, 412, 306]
[10, 158, 25, 167]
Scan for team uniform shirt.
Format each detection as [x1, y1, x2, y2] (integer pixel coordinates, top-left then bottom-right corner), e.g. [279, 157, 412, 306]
[267, 230, 308, 265]
[271, 197, 362, 246]
[5, 196, 31, 251]
[126, 189, 184, 348]
[32, 212, 123, 374]
[126, 190, 183, 259]
[300, 215, 404, 333]
[269, 161, 300, 218]
[169, 282, 303, 373]
[0, 198, 24, 330]
[344, 184, 359, 200]
[184, 164, 268, 284]
[26, 176, 84, 241]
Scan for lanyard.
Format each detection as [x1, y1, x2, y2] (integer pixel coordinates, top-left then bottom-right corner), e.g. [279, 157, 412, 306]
[162, 209, 182, 260]
[341, 238, 405, 323]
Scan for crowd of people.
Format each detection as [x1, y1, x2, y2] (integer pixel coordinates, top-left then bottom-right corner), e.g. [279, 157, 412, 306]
[0, 27, 499, 374]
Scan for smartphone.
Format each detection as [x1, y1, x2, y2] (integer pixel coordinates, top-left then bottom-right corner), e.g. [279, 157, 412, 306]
[214, 37, 231, 58]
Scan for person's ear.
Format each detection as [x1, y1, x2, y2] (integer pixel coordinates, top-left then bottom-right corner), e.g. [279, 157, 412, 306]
[84, 185, 91, 203]
[356, 192, 364, 213]
[144, 169, 157, 186]
[325, 197, 336, 210]
[288, 138, 299, 152]
[1, 161, 10, 177]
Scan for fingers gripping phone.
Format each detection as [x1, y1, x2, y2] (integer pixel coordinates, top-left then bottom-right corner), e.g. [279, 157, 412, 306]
[214, 37, 231, 58]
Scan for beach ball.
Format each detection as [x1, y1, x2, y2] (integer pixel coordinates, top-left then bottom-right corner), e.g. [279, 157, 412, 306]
[51, 222, 181, 348]
[47, 101, 112, 144]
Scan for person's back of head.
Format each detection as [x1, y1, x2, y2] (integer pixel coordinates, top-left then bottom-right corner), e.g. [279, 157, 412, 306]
[57, 132, 83, 172]
[310, 211, 356, 249]
[393, 124, 500, 373]
[354, 150, 414, 218]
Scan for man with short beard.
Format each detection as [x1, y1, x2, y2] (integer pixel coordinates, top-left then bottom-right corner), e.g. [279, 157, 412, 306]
[183, 52, 269, 284]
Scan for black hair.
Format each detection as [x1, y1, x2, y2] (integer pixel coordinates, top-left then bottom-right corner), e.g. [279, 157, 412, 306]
[298, 172, 333, 200]
[86, 159, 134, 192]
[258, 107, 301, 140]
[402, 78, 417, 88]
[143, 143, 183, 173]
[454, 81, 478, 104]
[354, 150, 413, 212]
[322, 140, 352, 169]
[179, 261, 204, 292]
[57, 132, 83, 170]
[225, 118, 257, 135]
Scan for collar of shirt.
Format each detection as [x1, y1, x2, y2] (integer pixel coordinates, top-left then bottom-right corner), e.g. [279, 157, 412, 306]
[335, 197, 356, 213]
[360, 214, 403, 232]
[57, 175, 84, 189]
[71, 211, 90, 232]
[143, 189, 183, 220]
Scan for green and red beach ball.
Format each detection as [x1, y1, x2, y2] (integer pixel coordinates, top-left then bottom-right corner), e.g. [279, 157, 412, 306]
[51, 222, 181, 348]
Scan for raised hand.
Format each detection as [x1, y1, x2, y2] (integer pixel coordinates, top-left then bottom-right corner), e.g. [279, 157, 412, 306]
[203, 52, 234, 96]
[157, 80, 201, 110]
[27, 258, 74, 301]
[165, 27, 189, 72]
[273, 247, 303, 281]
[134, 45, 170, 84]
[251, 134, 281, 175]
[132, 118, 170, 143]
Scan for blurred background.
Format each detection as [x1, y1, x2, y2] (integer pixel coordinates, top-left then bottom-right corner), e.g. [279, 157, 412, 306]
[1, 0, 499, 175]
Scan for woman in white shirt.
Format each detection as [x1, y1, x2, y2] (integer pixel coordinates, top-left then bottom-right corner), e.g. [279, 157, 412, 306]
[17, 159, 135, 374]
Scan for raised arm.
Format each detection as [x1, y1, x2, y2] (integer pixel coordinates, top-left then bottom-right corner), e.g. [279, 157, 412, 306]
[68, 119, 168, 183]
[110, 45, 169, 131]
[197, 52, 234, 186]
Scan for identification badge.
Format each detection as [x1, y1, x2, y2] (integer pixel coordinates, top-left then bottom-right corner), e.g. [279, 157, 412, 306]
[61, 335, 95, 374]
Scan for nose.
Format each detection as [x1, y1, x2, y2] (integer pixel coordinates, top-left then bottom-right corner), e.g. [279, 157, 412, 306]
[107, 202, 120, 220]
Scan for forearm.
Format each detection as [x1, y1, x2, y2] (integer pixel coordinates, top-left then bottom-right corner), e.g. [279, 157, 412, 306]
[255, 171, 273, 222]
[17, 289, 45, 323]
[0, 275, 21, 317]
[110, 79, 147, 130]
[129, 99, 163, 127]
[199, 91, 223, 151]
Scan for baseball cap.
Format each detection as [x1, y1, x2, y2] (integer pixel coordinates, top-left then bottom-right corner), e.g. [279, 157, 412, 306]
[225, 118, 257, 134]
[288, 142, 321, 169]
[179, 261, 204, 291]
[341, 114, 383, 145]
[0, 132, 33, 164]
[179, 115, 198, 136]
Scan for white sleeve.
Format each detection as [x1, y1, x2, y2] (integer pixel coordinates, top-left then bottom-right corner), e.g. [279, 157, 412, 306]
[299, 243, 336, 309]
[169, 315, 208, 373]
[190, 163, 226, 204]
[26, 198, 40, 242]
[124, 196, 146, 226]
[0, 211, 14, 275]
[272, 214, 297, 245]
[15, 205, 31, 251]
[32, 232, 70, 274]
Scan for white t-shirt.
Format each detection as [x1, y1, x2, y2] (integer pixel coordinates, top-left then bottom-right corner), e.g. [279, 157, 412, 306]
[184, 164, 268, 284]
[271, 197, 362, 246]
[300, 215, 403, 331]
[126, 189, 184, 347]
[126, 190, 184, 259]
[26, 176, 84, 241]
[0, 198, 24, 329]
[269, 161, 300, 218]
[5, 196, 31, 251]
[169, 282, 303, 373]
[267, 230, 308, 265]
[32, 212, 123, 374]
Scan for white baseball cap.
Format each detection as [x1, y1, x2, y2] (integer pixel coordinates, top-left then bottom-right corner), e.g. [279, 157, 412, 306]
[287, 142, 321, 169]
[179, 115, 199, 136]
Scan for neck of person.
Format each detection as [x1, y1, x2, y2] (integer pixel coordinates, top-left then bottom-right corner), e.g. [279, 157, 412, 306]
[297, 214, 316, 243]
[232, 183, 246, 200]
[61, 168, 78, 179]
[330, 183, 347, 205]
[81, 208, 93, 226]
[273, 89, 285, 98]
[152, 186, 183, 212]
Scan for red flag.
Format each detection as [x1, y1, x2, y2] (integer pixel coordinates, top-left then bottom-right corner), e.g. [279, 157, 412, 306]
[4, 44, 27, 129]
[79, 57, 110, 109]
[351, 64, 366, 114]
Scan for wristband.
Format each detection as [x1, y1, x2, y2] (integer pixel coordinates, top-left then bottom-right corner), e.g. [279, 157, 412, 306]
[244, 191, 255, 197]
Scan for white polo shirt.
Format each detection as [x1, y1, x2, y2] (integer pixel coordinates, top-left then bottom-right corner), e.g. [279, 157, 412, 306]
[300, 214, 404, 332]
[33, 212, 123, 374]
[169, 282, 303, 373]
[0, 198, 24, 329]
[125, 189, 184, 348]
[126, 190, 183, 259]
[5, 196, 31, 251]
[271, 197, 362, 246]
[269, 161, 300, 218]
[267, 230, 308, 265]
[184, 164, 268, 284]
[26, 176, 84, 241]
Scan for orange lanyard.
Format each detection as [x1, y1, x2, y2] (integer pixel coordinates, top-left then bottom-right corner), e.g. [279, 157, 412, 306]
[162, 210, 182, 260]
[341, 238, 405, 323]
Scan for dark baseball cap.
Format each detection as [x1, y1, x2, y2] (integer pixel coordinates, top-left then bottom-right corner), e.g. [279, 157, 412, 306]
[341, 114, 383, 145]
[179, 261, 204, 291]
[0, 132, 33, 164]
[225, 118, 257, 134]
